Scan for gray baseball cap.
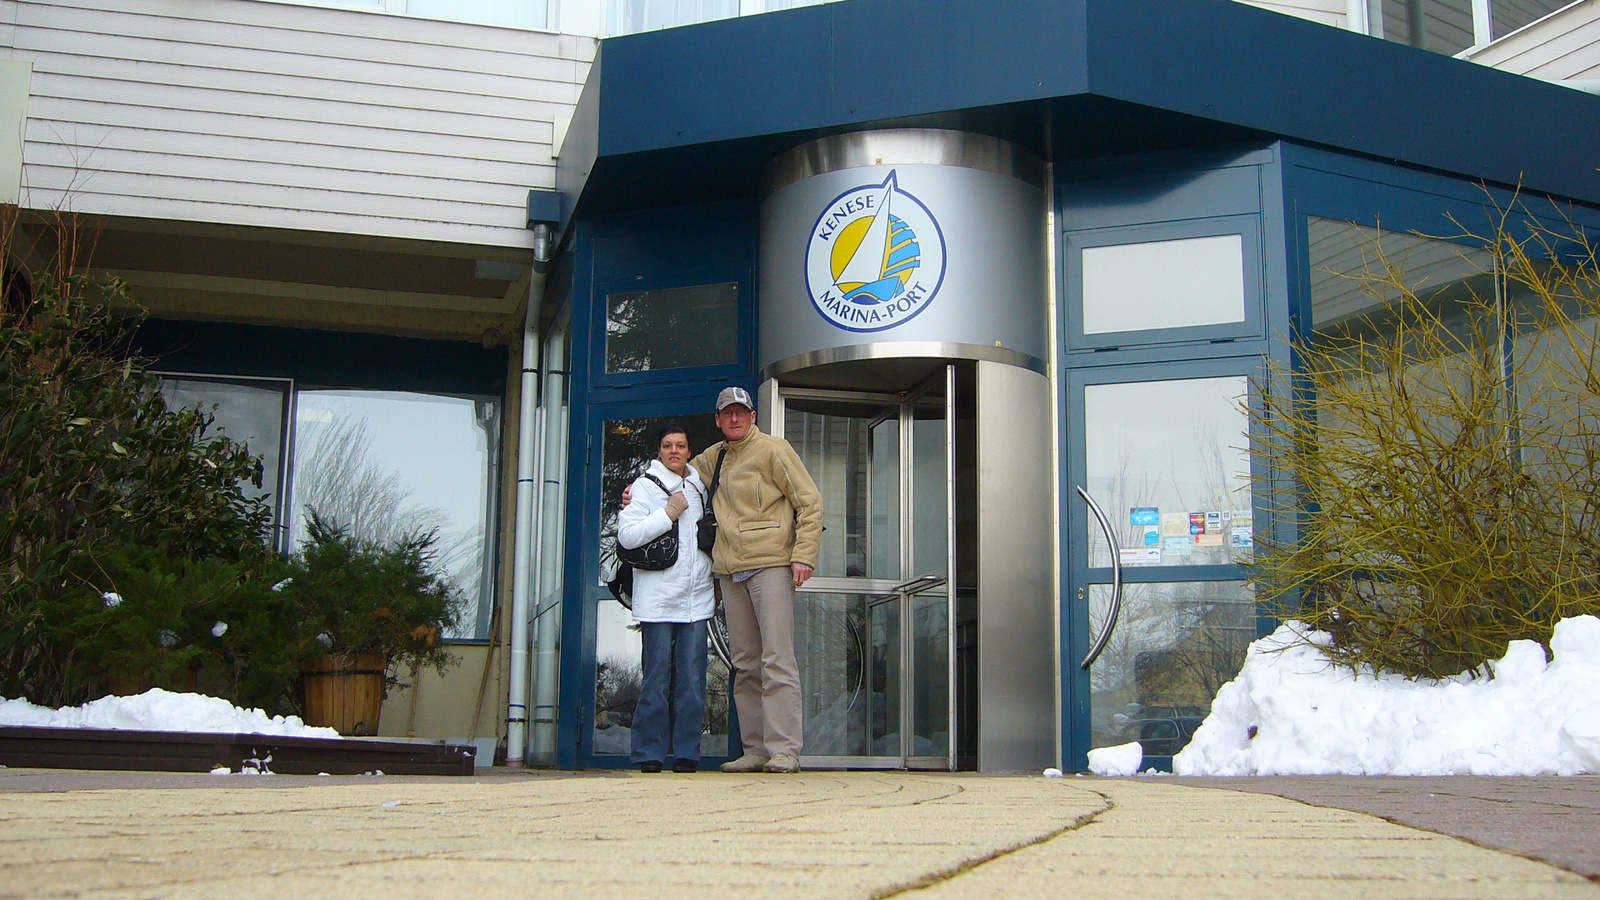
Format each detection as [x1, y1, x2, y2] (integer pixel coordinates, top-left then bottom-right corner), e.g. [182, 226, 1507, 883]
[716, 386, 755, 411]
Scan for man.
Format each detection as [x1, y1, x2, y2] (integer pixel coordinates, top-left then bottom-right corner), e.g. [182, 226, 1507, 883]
[690, 385, 822, 774]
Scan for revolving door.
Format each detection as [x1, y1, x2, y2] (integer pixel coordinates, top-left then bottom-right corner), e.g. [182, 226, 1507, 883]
[772, 366, 959, 769]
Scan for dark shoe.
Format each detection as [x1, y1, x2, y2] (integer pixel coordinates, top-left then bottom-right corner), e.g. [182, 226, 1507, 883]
[672, 759, 699, 773]
[640, 761, 663, 773]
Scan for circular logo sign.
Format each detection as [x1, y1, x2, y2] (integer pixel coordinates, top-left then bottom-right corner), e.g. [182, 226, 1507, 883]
[804, 170, 946, 333]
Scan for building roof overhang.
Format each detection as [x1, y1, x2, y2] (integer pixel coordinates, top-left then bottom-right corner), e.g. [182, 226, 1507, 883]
[557, 0, 1600, 220]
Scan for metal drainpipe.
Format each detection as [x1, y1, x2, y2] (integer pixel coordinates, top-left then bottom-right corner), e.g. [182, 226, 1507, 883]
[529, 363, 566, 765]
[505, 296, 541, 765]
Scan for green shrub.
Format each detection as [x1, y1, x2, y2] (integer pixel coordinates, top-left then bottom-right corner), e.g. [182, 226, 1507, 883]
[285, 513, 460, 688]
[1250, 208, 1600, 678]
[1, 210, 272, 705]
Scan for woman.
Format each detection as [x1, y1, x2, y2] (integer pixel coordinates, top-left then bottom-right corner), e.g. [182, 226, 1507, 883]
[616, 421, 715, 773]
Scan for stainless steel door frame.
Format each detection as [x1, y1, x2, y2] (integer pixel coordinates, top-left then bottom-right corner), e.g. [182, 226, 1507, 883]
[776, 371, 957, 770]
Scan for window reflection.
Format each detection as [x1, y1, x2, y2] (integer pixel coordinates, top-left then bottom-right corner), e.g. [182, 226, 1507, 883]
[158, 375, 291, 538]
[1083, 376, 1252, 568]
[593, 597, 729, 757]
[1089, 581, 1255, 758]
[594, 412, 729, 757]
[289, 390, 499, 641]
[785, 399, 902, 580]
[605, 283, 738, 374]
[1307, 218, 1495, 335]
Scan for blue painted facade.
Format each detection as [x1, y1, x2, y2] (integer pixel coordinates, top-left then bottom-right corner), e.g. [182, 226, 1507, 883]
[546, 0, 1600, 770]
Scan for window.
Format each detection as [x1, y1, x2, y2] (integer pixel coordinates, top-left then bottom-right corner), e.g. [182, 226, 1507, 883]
[1306, 217, 1494, 334]
[289, 390, 501, 641]
[267, 0, 548, 30]
[1067, 217, 1261, 349]
[1081, 234, 1246, 335]
[157, 375, 293, 543]
[606, 0, 736, 34]
[604, 282, 739, 374]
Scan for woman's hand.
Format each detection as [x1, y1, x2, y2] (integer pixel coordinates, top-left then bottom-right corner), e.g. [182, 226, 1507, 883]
[664, 492, 688, 521]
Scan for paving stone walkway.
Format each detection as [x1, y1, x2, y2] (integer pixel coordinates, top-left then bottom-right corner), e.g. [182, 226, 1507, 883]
[0, 769, 1595, 899]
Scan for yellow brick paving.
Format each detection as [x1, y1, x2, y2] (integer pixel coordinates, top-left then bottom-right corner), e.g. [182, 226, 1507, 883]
[0, 772, 1594, 899]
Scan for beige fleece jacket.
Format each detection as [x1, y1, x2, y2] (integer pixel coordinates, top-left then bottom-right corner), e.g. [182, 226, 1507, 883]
[689, 425, 823, 575]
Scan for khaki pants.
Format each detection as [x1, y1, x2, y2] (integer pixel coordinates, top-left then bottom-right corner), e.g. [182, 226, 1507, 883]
[718, 567, 802, 758]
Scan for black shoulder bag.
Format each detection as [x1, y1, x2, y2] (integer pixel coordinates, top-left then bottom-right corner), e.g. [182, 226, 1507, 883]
[697, 448, 727, 554]
[615, 473, 680, 571]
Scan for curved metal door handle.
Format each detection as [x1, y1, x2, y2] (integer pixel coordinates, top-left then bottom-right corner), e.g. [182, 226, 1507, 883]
[1077, 485, 1122, 670]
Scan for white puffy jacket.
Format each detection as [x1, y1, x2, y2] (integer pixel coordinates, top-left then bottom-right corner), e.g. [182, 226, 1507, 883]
[616, 459, 715, 623]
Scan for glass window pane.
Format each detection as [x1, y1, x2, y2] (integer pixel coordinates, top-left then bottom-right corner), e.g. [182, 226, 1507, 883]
[1089, 580, 1255, 757]
[1083, 376, 1252, 568]
[159, 376, 290, 529]
[605, 283, 739, 373]
[1378, 0, 1475, 53]
[1307, 218, 1494, 334]
[1081, 234, 1245, 334]
[406, 0, 546, 28]
[910, 591, 948, 759]
[784, 398, 901, 581]
[289, 390, 499, 641]
[910, 405, 948, 579]
[607, 0, 737, 34]
[1490, 0, 1566, 38]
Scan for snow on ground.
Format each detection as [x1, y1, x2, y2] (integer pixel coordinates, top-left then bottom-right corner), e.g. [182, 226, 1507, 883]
[1088, 741, 1143, 776]
[1174, 614, 1600, 776]
[0, 688, 340, 739]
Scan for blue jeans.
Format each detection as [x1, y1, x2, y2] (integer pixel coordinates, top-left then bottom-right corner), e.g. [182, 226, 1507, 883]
[630, 619, 709, 765]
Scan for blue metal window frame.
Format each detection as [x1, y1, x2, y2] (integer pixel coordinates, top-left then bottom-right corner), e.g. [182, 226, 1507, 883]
[1059, 354, 1268, 773]
[1055, 145, 1289, 773]
[556, 203, 760, 769]
[1065, 214, 1266, 350]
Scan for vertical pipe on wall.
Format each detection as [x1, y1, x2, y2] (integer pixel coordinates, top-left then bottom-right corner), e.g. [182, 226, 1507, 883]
[506, 300, 541, 764]
[530, 322, 569, 765]
[1345, 0, 1370, 34]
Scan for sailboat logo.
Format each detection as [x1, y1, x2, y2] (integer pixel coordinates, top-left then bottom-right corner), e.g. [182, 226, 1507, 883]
[804, 170, 946, 333]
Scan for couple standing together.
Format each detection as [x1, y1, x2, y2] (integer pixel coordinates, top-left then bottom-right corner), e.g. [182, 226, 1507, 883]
[617, 386, 823, 774]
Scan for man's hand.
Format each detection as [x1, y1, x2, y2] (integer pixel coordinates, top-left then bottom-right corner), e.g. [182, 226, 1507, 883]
[792, 563, 813, 587]
[621, 485, 632, 507]
[664, 492, 688, 521]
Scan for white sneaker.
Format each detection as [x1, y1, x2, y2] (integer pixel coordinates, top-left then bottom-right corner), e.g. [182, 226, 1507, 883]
[762, 753, 801, 774]
[719, 754, 769, 773]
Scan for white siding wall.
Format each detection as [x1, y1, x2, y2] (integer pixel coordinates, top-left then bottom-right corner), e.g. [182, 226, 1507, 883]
[1462, 0, 1600, 79]
[1236, 0, 1348, 29]
[0, 0, 595, 248]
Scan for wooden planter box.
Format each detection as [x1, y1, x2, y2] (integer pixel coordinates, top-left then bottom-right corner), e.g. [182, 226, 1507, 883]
[302, 652, 387, 736]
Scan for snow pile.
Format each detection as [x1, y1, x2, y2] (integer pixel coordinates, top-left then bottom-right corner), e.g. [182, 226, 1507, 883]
[1088, 741, 1143, 776]
[1174, 614, 1600, 776]
[0, 688, 340, 739]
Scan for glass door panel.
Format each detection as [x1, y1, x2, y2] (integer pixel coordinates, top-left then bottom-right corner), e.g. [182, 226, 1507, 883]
[1088, 580, 1254, 760]
[590, 411, 729, 763]
[1071, 366, 1257, 770]
[909, 589, 949, 762]
[795, 591, 900, 759]
[1082, 376, 1252, 569]
[782, 369, 955, 769]
[785, 399, 902, 581]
